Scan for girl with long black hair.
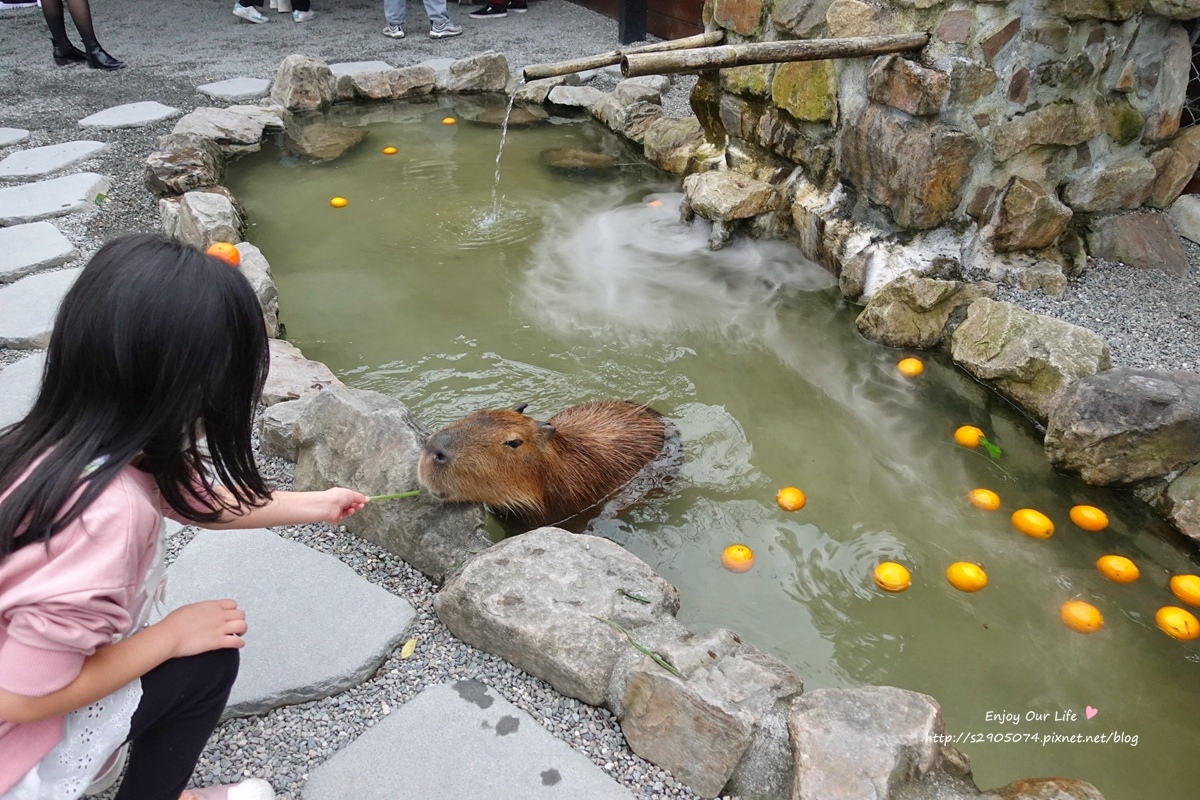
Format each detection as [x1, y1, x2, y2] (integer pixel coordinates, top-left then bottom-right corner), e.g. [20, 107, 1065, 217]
[0, 234, 368, 800]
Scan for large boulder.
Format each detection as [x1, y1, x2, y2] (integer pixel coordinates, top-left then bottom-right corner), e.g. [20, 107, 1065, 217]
[435, 528, 679, 706]
[1147, 126, 1200, 208]
[444, 51, 510, 93]
[1084, 212, 1189, 277]
[950, 299, 1112, 423]
[788, 686, 948, 800]
[992, 96, 1106, 161]
[175, 190, 244, 249]
[855, 274, 996, 348]
[1164, 463, 1200, 544]
[866, 55, 949, 117]
[591, 97, 664, 144]
[171, 106, 285, 155]
[257, 395, 312, 461]
[143, 133, 225, 197]
[284, 118, 367, 162]
[621, 629, 804, 799]
[1044, 368, 1200, 485]
[642, 117, 708, 175]
[262, 339, 343, 406]
[1063, 158, 1157, 212]
[293, 385, 491, 582]
[991, 177, 1073, 252]
[271, 55, 334, 112]
[234, 243, 279, 338]
[683, 170, 782, 221]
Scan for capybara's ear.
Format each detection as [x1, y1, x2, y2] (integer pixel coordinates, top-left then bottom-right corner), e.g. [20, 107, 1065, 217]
[511, 403, 529, 414]
[536, 421, 556, 442]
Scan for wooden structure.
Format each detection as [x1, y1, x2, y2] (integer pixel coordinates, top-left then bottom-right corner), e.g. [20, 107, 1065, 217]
[567, 0, 703, 42]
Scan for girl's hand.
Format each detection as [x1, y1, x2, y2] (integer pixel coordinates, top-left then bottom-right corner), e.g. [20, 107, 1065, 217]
[158, 600, 247, 658]
[313, 488, 369, 525]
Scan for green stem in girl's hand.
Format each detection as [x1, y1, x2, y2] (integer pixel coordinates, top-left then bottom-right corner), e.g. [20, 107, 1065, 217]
[367, 490, 421, 502]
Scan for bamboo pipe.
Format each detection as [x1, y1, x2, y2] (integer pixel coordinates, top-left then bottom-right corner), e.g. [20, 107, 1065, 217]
[523, 30, 725, 82]
[620, 32, 931, 77]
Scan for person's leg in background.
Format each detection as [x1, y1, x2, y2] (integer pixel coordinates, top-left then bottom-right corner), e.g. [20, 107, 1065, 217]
[382, 0, 407, 39]
[425, 0, 462, 38]
[40, 0, 125, 70]
[233, 0, 269, 24]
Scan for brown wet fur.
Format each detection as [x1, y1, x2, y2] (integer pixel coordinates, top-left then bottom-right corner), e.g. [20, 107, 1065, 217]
[418, 401, 669, 531]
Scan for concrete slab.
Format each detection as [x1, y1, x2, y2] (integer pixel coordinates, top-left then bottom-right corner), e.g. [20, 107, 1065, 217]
[0, 173, 110, 226]
[78, 101, 181, 129]
[0, 267, 81, 349]
[0, 140, 108, 181]
[329, 60, 392, 76]
[197, 77, 272, 102]
[303, 681, 636, 800]
[0, 221, 76, 283]
[0, 352, 45, 430]
[158, 528, 416, 718]
[0, 128, 30, 147]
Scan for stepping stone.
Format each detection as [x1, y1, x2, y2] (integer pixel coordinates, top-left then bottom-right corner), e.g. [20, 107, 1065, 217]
[0, 268, 81, 349]
[0, 140, 108, 182]
[329, 60, 392, 76]
[0, 173, 110, 226]
[78, 101, 181, 130]
[303, 681, 636, 800]
[197, 77, 272, 102]
[158, 528, 415, 718]
[0, 221, 76, 283]
[0, 128, 30, 148]
[0, 352, 46, 430]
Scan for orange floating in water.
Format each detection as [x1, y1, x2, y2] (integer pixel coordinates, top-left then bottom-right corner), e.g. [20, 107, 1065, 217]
[1096, 555, 1139, 584]
[776, 486, 806, 511]
[646, 199, 663, 208]
[946, 562, 987, 592]
[1156, 606, 1200, 640]
[896, 357, 924, 377]
[721, 544, 755, 573]
[442, 117, 457, 125]
[1169, 574, 1200, 607]
[382, 146, 398, 155]
[874, 562, 912, 593]
[330, 196, 348, 208]
[954, 425, 985, 448]
[205, 241, 241, 267]
[1060, 600, 1103, 634]
[1069, 505, 1109, 532]
[1011, 508, 1054, 539]
[967, 488, 1000, 511]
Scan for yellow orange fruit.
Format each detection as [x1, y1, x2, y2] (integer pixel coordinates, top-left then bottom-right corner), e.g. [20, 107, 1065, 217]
[874, 562, 912, 593]
[1169, 574, 1200, 607]
[897, 357, 924, 377]
[1096, 555, 1139, 584]
[442, 117, 457, 125]
[776, 486, 806, 512]
[382, 146, 398, 155]
[1060, 600, 1103, 634]
[330, 196, 348, 208]
[1069, 505, 1109, 532]
[721, 544, 755, 573]
[1011, 508, 1054, 539]
[205, 241, 241, 267]
[954, 425, 985, 448]
[967, 488, 1001, 511]
[946, 562, 988, 592]
[1156, 606, 1200, 641]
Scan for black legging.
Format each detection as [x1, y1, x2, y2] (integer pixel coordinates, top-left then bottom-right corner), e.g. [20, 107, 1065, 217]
[40, 0, 98, 48]
[114, 648, 239, 800]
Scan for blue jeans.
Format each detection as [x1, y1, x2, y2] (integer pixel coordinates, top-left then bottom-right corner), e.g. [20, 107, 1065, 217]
[384, 0, 448, 27]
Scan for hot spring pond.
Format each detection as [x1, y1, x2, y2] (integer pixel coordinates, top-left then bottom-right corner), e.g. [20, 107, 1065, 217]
[227, 95, 1200, 798]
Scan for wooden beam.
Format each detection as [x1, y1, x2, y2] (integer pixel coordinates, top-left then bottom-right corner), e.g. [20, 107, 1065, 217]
[523, 30, 725, 81]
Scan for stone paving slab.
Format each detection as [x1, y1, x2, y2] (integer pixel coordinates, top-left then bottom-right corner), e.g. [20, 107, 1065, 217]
[78, 101, 181, 129]
[158, 528, 416, 718]
[0, 352, 45, 430]
[329, 60, 392, 76]
[0, 268, 81, 348]
[0, 173, 110, 226]
[0, 140, 108, 182]
[0, 221, 76, 283]
[303, 681, 636, 800]
[197, 77, 272, 102]
[0, 128, 30, 148]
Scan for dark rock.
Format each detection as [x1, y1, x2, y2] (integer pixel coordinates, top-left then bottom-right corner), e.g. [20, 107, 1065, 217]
[855, 274, 996, 348]
[538, 147, 616, 171]
[1084, 212, 1189, 276]
[144, 133, 225, 197]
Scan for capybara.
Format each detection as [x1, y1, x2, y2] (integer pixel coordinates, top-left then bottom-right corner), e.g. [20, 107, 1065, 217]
[418, 400, 674, 531]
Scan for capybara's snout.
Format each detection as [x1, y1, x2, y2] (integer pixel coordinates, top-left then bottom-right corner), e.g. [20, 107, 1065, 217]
[417, 430, 457, 498]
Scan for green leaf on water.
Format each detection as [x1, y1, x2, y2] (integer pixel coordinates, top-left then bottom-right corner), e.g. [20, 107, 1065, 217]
[979, 437, 1002, 459]
[94, 193, 108, 206]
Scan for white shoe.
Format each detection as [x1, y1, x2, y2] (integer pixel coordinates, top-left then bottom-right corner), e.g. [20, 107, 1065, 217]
[233, 3, 268, 22]
[292, 9, 313, 21]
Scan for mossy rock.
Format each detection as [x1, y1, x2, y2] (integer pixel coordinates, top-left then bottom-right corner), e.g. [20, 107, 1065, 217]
[1107, 96, 1145, 146]
[771, 60, 837, 122]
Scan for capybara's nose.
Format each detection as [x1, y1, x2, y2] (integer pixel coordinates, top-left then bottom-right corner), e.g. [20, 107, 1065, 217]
[424, 431, 455, 465]
[433, 450, 448, 464]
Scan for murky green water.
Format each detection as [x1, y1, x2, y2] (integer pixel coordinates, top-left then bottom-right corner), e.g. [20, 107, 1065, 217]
[228, 96, 1200, 799]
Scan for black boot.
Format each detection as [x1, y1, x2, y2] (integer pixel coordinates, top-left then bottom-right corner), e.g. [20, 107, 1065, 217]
[52, 40, 88, 66]
[84, 43, 126, 70]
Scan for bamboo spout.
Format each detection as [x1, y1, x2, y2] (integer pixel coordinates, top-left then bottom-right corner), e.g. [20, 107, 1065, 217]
[523, 30, 725, 82]
[620, 33, 931, 77]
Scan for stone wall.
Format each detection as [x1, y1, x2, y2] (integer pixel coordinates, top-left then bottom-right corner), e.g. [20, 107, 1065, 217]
[689, 0, 1200, 289]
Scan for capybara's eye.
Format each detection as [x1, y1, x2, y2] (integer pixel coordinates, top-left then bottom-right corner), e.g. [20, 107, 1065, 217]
[504, 438, 523, 448]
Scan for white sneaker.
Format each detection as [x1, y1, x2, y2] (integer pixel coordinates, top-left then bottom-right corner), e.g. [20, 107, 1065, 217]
[232, 4, 269, 22]
[382, 24, 405, 37]
[292, 9, 313, 20]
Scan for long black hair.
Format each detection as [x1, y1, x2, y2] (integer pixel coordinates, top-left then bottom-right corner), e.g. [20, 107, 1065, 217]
[0, 234, 271, 558]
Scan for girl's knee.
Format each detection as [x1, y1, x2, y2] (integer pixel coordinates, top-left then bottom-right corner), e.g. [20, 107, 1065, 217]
[193, 647, 240, 691]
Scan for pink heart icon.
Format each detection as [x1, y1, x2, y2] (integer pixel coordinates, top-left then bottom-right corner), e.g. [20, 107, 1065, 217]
[1086, 706, 1098, 719]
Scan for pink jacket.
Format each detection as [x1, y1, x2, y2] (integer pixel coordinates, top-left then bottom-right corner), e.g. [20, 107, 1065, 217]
[0, 465, 164, 795]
